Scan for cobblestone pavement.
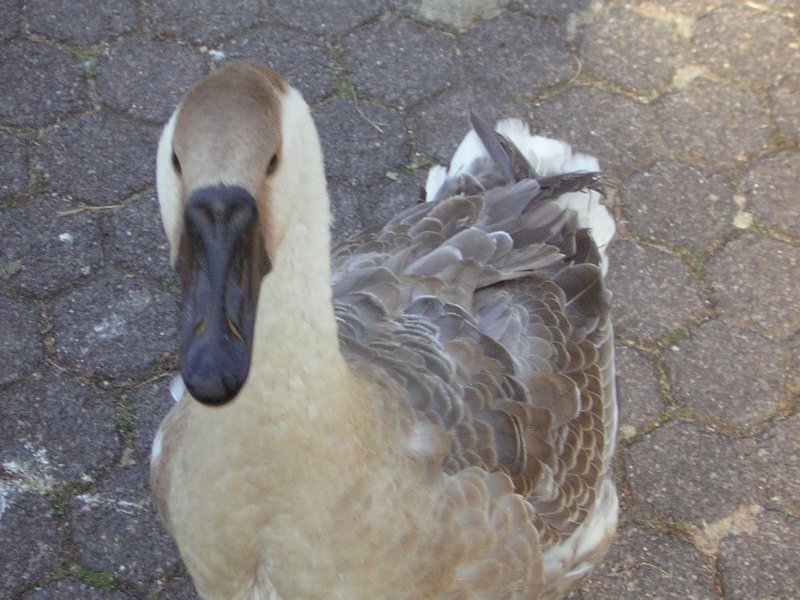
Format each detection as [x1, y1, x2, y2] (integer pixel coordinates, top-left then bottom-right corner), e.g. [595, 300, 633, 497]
[1, 1, 798, 598]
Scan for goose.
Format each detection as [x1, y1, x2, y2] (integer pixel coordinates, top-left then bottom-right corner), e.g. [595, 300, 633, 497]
[151, 61, 618, 600]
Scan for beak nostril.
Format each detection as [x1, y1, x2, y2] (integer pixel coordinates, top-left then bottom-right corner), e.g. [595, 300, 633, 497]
[227, 319, 244, 341]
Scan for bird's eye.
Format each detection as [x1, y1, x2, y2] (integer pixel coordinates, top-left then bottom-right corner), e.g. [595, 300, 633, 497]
[266, 153, 279, 176]
[172, 151, 182, 175]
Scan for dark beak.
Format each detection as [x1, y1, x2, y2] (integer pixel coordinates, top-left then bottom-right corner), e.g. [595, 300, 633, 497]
[177, 185, 270, 406]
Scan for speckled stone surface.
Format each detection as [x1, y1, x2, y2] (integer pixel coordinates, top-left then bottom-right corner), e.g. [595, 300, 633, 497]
[741, 151, 800, 238]
[53, 272, 177, 381]
[606, 239, 706, 341]
[0, 195, 104, 298]
[626, 420, 758, 525]
[96, 39, 208, 124]
[2, 1, 799, 597]
[708, 234, 800, 341]
[37, 112, 157, 206]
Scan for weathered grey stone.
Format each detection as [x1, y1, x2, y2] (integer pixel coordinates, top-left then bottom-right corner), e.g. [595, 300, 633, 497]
[267, 0, 382, 35]
[0, 131, 27, 200]
[741, 151, 800, 238]
[754, 414, 800, 514]
[580, 6, 684, 95]
[626, 420, 757, 525]
[97, 39, 207, 124]
[343, 17, 457, 109]
[0, 370, 120, 481]
[0, 41, 88, 128]
[25, 0, 139, 46]
[155, 574, 201, 599]
[0, 487, 60, 597]
[358, 170, 424, 229]
[519, 0, 594, 21]
[411, 87, 528, 162]
[534, 86, 658, 172]
[110, 192, 176, 287]
[53, 272, 177, 381]
[771, 74, 800, 141]
[147, 0, 262, 44]
[0, 195, 104, 298]
[575, 524, 716, 599]
[28, 578, 136, 599]
[708, 234, 800, 340]
[0, 294, 40, 386]
[314, 97, 410, 182]
[72, 464, 182, 585]
[692, 4, 800, 89]
[616, 344, 663, 436]
[222, 24, 335, 104]
[606, 239, 706, 341]
[37, 111, 156, 206]
[0, 0, 21, 41]
[131, 377, 175, 462]
[461, 13, 574, 99]
[718, 510, 800, 600]
[666, 320, 790, 425]
[622, 158, 735, 250]
[390, 0, 513, 30]
[657, 77, 771, 166]
[328, 179, 367, 240]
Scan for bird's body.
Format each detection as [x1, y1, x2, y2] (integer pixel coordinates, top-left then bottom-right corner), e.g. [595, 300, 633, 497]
[152, 62, 617, 600]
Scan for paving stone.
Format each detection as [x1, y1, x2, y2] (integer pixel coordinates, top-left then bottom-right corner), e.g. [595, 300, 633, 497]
[606, 239, 706, 341]
[110, 192, 176, 287]
[626, 420, 757, 525]
[656, 77, 771, 166]
[580, 6, 684, 95]
[155, 573, 201, 599]
[622, 157, 734, 249]
[534, 86, 658, 172]
[0, 294, 40, 386]
[0, 195, 104, 298]
[741, 151, 800, 238]
[718, 510, 800, 600]
[358, 169, 424, 228]
[328, 179, 367, 240]
[754, 414, 800, 515]
[266, 0, 382, 36]
[37, 111, 157, 206]
[342, 17, 457, 109]
[0, 0, 21, 41]
[616, 344, 663, 436]
[692, 4, 800, 89]
[147, 0, 262, 44]
[221, 24, 335, 104]
[27, 577, 136, 599]
[411, 87, 529, 162]
[666, 320, 790, 425]
[0, 41, 88, 128]
[519, 0, 594, 21]
[460, 13, 574, 99]
[0, 370, 120, 481]
[390, 0, 514, 30]
[707, 234, 800, 340]
[0, 131, 28, 199]
[72, 463, 182, 585]
[771, 74, 800, 140]
[0, 487, 60, 597]
[97, 39, 208, 124]
[314, 97, 410, 182]
[131, 377, 175, 462]
[53, 271, 177, 381]
[575, 524, 716, 599]
[25, 0, 139, 46]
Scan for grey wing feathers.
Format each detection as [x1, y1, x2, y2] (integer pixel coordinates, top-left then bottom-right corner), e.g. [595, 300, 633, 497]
[331, 120, 615, 547]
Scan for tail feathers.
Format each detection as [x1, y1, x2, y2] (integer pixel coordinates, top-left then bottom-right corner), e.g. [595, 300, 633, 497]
[425, 117, 615, 275]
